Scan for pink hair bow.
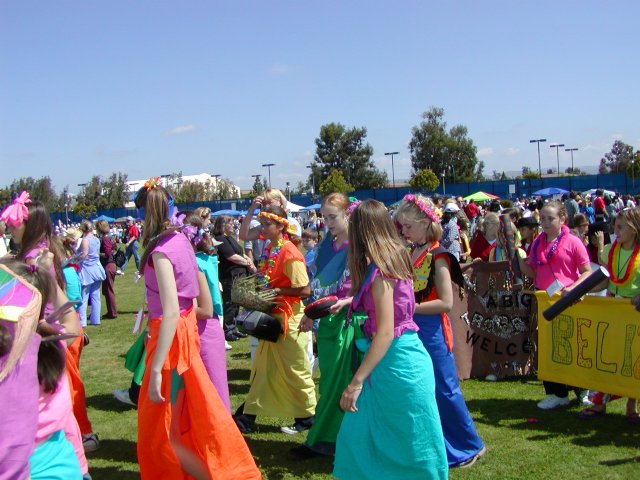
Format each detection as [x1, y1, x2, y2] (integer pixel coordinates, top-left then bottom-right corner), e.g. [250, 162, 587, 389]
[1, 191, 31, 228]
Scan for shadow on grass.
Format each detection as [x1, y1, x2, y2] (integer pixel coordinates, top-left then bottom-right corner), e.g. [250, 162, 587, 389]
[230, 352, 251, 360]
[229, 382, 250, 395]
[228, 368, 251, 381]
[87, 438, 138, 464]
[87, 393, 137, 413]
[89, 466, 138, 479]
[245, 436, 333, 478]
[466, 398, 640, 449]
[599, 456, 640, 466]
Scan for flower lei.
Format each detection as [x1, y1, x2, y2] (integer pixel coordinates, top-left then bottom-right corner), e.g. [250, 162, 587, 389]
[256, 238, 285, 289]
[403, 194, 439, 223]
[607, 240, 640, 286]
[144, 176, 160, 191]
[531, 224, 569, 266]
[0, 191, 31, 228]
[258, 211, 288, 226]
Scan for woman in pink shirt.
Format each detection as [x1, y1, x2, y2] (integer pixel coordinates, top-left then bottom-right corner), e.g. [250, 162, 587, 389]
[520, 200, 591, 410]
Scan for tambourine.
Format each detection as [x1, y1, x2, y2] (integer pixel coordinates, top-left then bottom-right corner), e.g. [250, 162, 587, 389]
[304, 296, 338, 320]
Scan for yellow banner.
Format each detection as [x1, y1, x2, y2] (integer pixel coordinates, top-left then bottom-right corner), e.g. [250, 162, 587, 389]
[536, 293, 640, 399]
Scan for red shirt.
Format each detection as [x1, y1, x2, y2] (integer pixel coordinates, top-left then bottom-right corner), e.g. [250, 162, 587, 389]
[593, 196, 605, 214]
[464, 203, 479, 219]
[127, 224, 140, 241]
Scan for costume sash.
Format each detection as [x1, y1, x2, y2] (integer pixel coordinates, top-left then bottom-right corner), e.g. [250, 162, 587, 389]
[309, 236, 349, 300]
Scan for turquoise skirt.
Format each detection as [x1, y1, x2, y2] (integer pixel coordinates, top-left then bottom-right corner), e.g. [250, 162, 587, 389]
[333, 331, 448, 479]
[29, 430, 82, 480]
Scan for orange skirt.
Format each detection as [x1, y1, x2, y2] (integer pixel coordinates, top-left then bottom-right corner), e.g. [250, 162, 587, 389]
[137, 308, 261, 480]
[65, 329, 92, 435]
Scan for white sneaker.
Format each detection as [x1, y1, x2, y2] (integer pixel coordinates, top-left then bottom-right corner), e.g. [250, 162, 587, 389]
[82, 433, 100, 453]
[113, 388, 136, 407]
[579, 390, 593, 407]
[537, 394, 571, 410]
[116, 269, 124, 276]
[485, 374, 498, 382]
[225, 341, 233, 351]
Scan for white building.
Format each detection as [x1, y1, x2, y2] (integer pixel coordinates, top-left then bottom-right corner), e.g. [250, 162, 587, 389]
[125, 172, 240, 206]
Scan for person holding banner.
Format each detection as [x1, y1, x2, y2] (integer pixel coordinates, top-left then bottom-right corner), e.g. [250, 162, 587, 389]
[578, 208, 640, 422]
[519, 200, 592, 410]
[395, 194, 486, 468]
[333, 199, 447, 479]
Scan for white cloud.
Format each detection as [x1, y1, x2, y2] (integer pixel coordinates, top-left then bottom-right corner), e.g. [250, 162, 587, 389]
[611, 133, 624, 140]
[268, 63, 292, 74]
[505, 147, 520, 156]
[477, 147, 494, 157]
[162, 125, 195, 137]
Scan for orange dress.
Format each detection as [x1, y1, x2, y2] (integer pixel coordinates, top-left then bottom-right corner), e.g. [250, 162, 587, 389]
[138, 308, 262, 479]
[137, 232, 261, 480]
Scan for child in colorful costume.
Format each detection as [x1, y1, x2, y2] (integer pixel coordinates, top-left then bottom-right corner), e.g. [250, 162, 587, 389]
[293, 194, 366, 458]
[334, 199, 447, 480]
[234, 205, 316, 435]
[134, 178, 260, 480]
[395, 194, 486, 468]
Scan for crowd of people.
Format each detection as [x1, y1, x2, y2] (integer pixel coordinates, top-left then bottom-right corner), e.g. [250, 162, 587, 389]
[0, 182, 638, 479]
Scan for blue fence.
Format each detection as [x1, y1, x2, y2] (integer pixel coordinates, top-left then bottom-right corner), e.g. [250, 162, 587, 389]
[49, 173, 637, 222]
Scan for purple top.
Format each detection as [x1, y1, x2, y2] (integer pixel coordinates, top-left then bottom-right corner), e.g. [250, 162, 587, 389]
[0, 331, 40, 480]
[351, 265, 419, 339]
[144, 232, 199, 319]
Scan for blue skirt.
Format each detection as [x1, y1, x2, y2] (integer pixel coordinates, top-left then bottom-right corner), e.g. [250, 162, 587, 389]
[333, 331, 447, 480]
[415, 313, 485, 467]
[29, 430, 82, 480]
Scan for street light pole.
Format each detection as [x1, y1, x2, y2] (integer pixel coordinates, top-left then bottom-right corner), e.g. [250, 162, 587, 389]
[441, 172, 446, 195]
[306, 165, 315, 195]
[529, 139, 547, 178]
[549, 143, 565, 176]
[261, 163, 275, 187]
[632, 158, 636, 192]
[564, 148, 578, 174]
[64, 187, 69, 223]
[384, 151, 399, 187]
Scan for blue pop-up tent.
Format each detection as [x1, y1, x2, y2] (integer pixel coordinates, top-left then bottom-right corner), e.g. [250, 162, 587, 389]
[92, 214, 116, 223]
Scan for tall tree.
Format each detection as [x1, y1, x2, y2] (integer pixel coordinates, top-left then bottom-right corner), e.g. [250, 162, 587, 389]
[102, 172, 130, 208]
[598, 140, 637, 175]
[408, 107, 483, 183]
[313, 123, 388, 190]
[408, 169, 440, 191]
[6, 176, 58, 211]
[319, 169, 354, 196]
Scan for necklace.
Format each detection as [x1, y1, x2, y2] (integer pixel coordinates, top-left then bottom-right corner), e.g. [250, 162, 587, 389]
[608, 240, 640, 287]
[256, 238, 285, 289]
[532, 227, 566, 266]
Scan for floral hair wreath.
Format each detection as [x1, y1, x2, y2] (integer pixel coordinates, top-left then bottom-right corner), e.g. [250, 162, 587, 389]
[0, 191, 31, 228]
[403, 194, 439, 223]
[346, 200, 362, 216]
[258, 211, 289, 226]
[144, 176, 161, 191]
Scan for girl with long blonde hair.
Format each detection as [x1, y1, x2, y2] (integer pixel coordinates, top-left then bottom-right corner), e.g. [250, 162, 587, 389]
[333, 199, 447, 479]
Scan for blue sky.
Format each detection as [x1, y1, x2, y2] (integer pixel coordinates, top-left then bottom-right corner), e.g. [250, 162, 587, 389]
[2, 1, 638, 193]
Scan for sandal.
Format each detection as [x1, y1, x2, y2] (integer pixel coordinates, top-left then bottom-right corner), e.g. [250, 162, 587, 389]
[578, 407, 606, 419]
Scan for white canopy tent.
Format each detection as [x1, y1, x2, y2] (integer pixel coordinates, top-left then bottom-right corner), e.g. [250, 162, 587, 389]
[286, 201, 304, 213]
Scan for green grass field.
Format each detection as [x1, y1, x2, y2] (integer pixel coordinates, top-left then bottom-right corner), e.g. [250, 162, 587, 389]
[80, 269, 639, 479]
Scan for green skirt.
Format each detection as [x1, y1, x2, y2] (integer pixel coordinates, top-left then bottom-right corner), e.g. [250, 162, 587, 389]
[305, 309, 367, 454]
